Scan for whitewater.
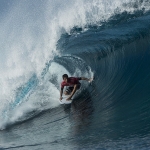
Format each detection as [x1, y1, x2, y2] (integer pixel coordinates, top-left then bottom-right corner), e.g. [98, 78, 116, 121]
[0, 0, 150, 149]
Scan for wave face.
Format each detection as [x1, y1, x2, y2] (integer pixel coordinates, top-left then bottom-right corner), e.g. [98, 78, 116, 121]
[0, 0, 150, 149]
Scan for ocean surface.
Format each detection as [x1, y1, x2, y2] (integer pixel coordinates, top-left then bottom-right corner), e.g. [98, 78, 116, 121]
[0, 0, 150, 149]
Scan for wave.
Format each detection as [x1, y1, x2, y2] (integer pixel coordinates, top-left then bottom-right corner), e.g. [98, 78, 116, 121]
[0, 0, 150, 129]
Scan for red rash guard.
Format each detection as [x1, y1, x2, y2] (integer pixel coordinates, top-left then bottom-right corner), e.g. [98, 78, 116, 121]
[61, 77, 81, 89]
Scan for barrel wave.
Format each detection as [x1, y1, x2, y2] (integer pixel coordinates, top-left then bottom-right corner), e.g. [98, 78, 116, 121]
[0, 0, 150, 149]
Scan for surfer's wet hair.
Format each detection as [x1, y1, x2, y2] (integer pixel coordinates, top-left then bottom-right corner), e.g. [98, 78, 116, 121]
[62, 74, 68, 79]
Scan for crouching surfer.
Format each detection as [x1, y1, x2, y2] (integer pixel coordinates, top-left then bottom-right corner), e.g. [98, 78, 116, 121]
[60, 74, 92, 101]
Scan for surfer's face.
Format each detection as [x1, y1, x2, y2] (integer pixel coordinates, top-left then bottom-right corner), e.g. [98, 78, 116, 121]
[63, 77, 68, 83]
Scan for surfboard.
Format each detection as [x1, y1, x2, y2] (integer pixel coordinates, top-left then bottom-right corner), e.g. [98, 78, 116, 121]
[59, 95, 72, 104]
[59, 93, 73, 104]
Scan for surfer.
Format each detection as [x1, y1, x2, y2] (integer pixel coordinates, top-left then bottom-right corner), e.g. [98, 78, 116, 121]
[60, 74, 92, 101]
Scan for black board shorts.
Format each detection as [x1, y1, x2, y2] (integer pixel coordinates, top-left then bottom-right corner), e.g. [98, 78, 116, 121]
[65, 83, 81, 94]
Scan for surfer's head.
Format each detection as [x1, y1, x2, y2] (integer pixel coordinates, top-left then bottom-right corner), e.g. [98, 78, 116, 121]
[62, 74, 68, 83]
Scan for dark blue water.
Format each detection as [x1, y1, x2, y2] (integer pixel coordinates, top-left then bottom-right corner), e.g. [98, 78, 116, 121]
[1, 3, 150, 150]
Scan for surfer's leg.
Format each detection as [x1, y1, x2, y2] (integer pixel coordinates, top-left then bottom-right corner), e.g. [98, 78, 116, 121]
[65, 83, 81, 96]
[64, 87, 74, 95]
[64, 91, 69, 95]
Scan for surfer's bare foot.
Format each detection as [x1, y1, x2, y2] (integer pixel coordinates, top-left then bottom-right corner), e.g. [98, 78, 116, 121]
[66, 99, 71, 101]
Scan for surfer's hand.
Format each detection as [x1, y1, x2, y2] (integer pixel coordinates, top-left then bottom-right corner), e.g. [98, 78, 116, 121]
[66, 97, 71, 100]
[60, 97, 63, 100]
[88, 78, 93, 82]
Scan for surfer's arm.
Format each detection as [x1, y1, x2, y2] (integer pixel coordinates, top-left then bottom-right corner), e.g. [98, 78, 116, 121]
[80, 77, 91, 82]
[60, 88, 63, 100]
[67, 84, 77, 100]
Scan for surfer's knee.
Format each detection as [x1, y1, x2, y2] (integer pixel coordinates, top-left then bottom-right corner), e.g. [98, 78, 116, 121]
[64, 91, 69, 95]
[64, 91, 67, 95]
